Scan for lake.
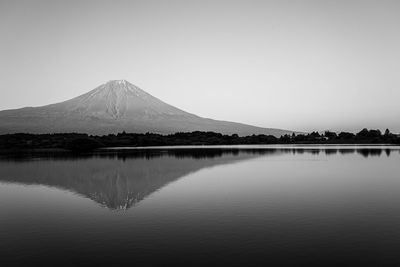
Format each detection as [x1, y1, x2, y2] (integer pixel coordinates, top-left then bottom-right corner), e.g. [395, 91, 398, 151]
[1, 145, 400, 266]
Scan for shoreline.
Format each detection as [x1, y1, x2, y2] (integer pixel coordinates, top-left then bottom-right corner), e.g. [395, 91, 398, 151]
[1, 143, 399, 154]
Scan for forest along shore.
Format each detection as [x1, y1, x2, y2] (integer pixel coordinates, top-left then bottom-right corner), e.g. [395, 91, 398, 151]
[0, 128, 399, 152]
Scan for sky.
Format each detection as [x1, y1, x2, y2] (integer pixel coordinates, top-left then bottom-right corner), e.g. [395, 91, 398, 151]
[1, 0, 399, 133]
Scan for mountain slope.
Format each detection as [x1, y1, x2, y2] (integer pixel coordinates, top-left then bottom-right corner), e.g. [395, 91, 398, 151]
[0, 80, 293, 136]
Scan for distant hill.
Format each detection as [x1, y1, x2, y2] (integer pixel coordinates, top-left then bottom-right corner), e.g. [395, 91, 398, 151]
[0, 80, 293, 136]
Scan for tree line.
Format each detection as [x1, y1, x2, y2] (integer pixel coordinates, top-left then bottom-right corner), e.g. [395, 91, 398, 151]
[0, 128, 399, 151]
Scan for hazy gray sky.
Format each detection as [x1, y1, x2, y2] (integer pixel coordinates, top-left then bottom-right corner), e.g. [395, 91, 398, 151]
[1, 0, 399, 132]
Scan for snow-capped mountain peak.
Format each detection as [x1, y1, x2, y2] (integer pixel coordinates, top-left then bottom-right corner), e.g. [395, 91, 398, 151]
[0, 80, 293, 136]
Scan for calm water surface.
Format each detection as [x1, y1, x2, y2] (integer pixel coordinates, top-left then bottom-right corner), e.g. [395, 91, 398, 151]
[1, 146, 400, 266]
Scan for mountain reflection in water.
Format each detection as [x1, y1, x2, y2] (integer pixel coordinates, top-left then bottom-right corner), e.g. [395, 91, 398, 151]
[0, 147, 397, 210]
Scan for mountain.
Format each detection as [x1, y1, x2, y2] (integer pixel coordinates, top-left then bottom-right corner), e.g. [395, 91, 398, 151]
[0, 80, 293, 136]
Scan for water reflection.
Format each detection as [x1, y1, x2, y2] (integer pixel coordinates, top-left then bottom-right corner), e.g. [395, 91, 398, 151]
[0, 149, 272, 210]
[0, 146, 398, 210]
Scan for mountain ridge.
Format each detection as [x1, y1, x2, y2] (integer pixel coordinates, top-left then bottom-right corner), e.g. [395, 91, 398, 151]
[0, 80, 294, 137]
